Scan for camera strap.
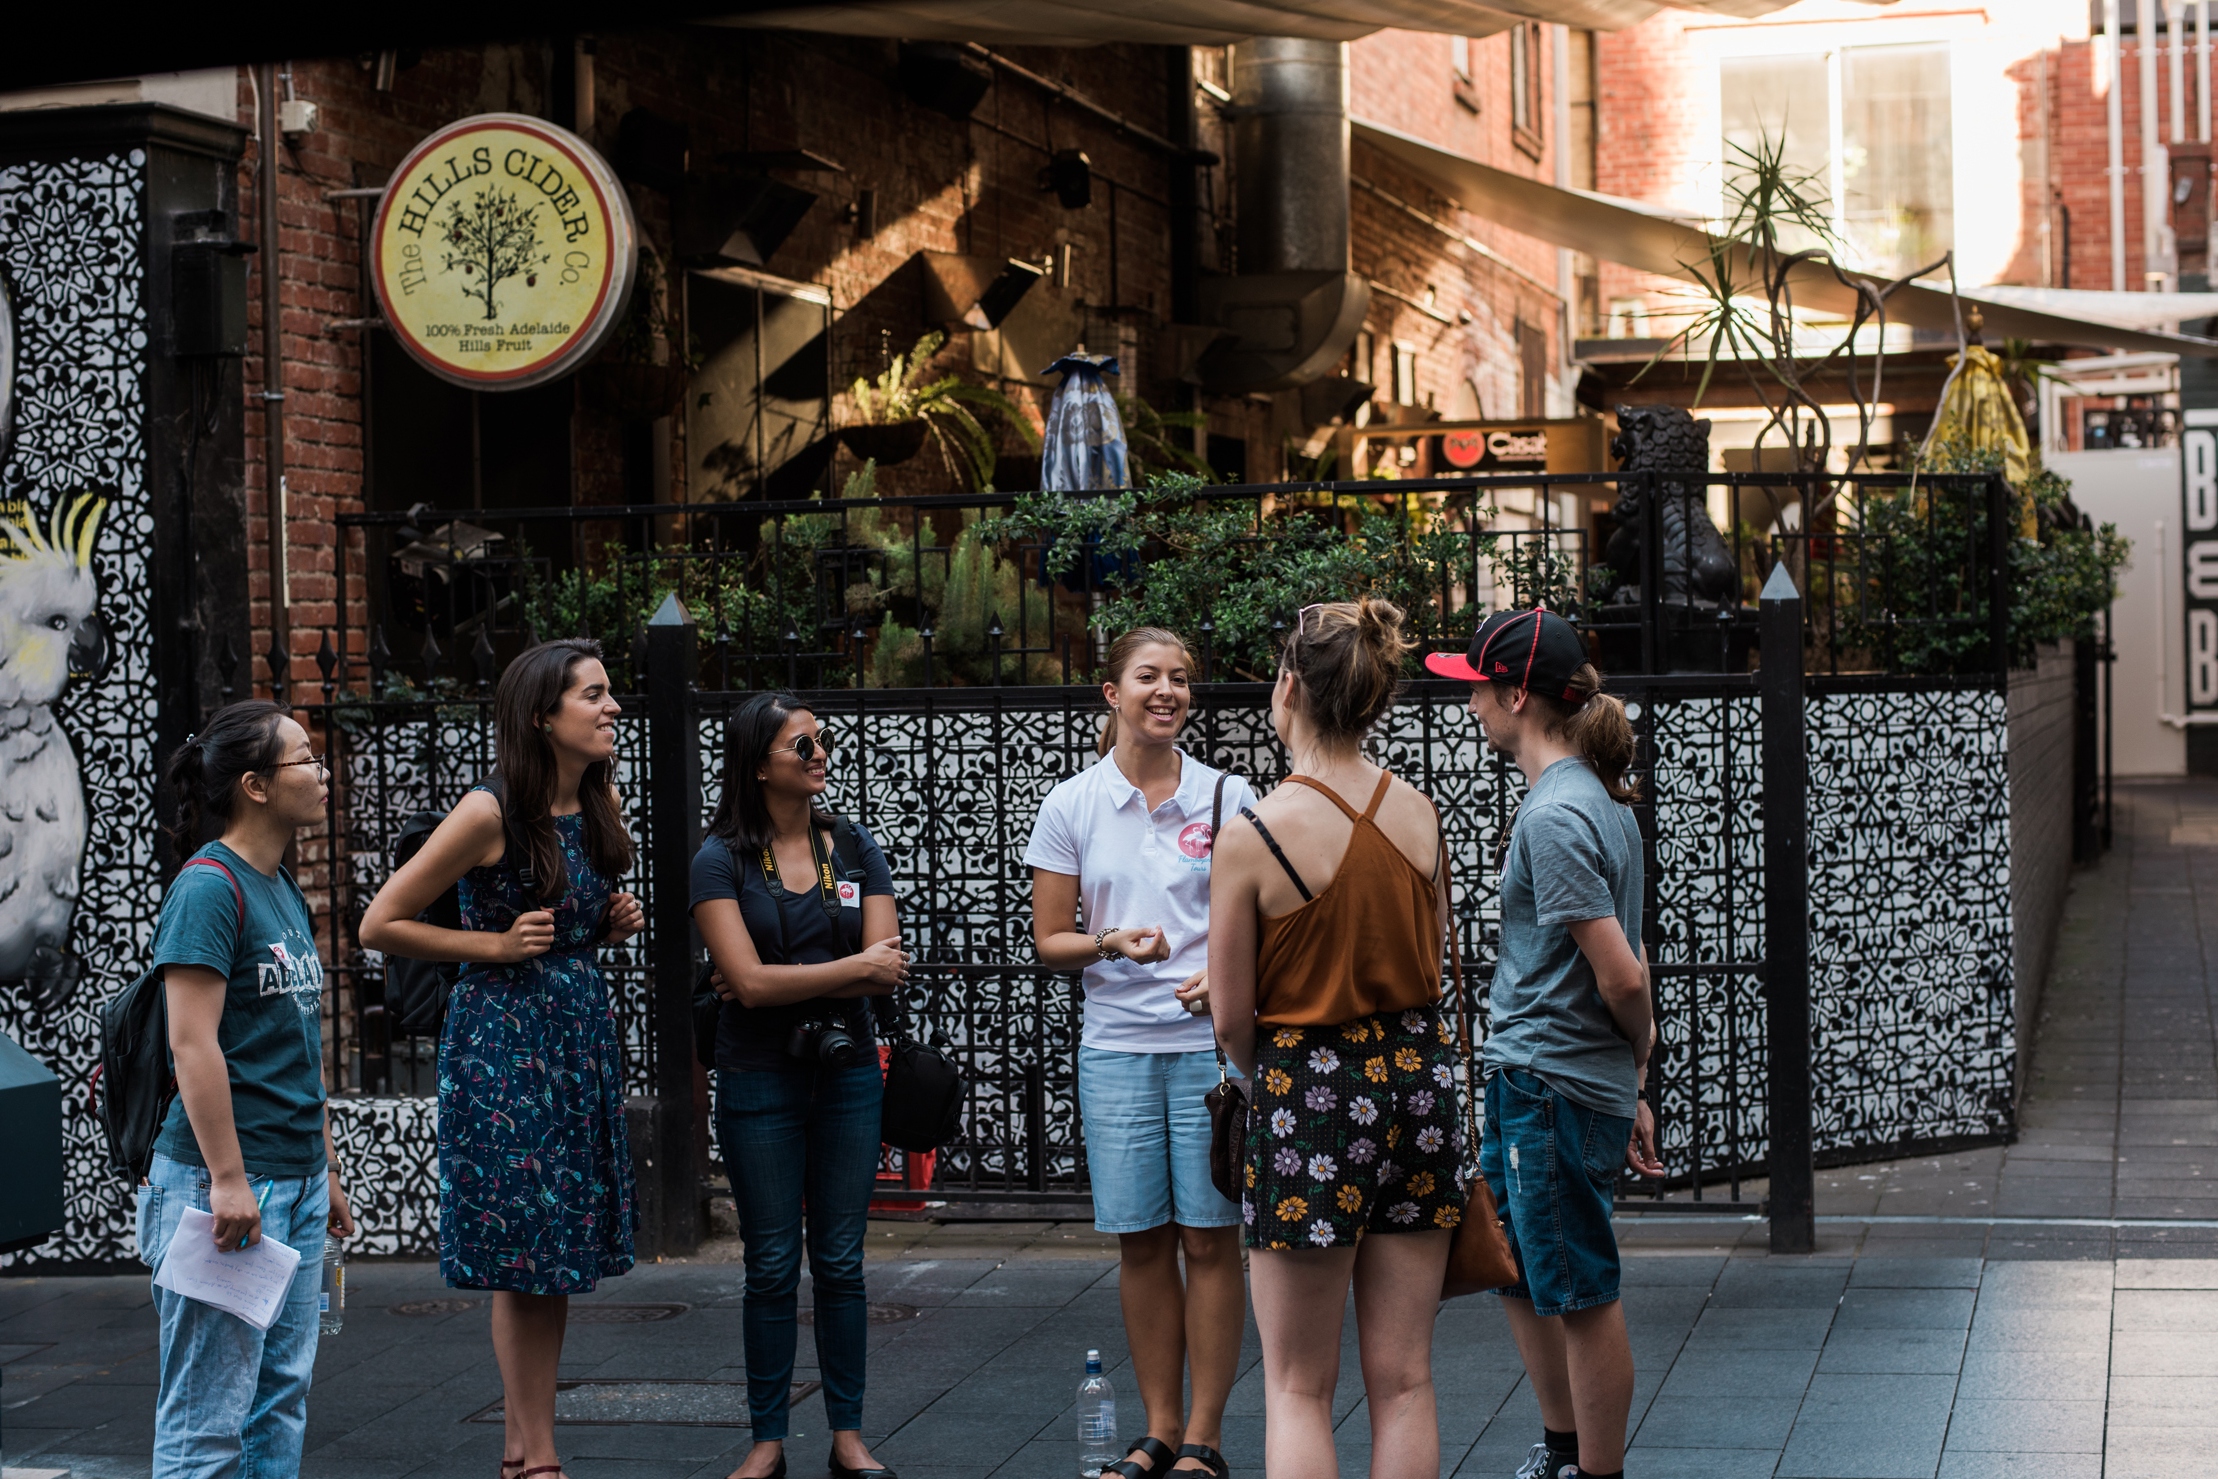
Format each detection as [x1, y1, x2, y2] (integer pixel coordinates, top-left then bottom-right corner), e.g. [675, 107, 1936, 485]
[762, 820, 865, 962]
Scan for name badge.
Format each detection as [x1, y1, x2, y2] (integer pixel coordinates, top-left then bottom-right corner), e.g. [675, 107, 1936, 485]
[836, 879, 860, 906]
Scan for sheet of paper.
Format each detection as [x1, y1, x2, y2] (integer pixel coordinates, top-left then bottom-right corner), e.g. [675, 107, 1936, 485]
[152, 1206, 301, 1331]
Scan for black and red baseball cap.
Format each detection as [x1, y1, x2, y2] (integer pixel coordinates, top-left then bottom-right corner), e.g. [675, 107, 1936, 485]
[1423, 607, 1587, 700]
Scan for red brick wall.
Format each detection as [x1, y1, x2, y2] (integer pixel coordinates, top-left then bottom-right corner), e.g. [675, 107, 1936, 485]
[1348, 27, 1567, 422]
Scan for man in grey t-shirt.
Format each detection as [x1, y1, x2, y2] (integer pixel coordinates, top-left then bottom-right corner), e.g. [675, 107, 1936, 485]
[1426, 608, 1662, 1479]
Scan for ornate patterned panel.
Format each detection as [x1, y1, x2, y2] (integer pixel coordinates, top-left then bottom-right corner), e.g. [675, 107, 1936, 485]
[0, 152, 158, 1267]
[1806, 688, 2014, 1151]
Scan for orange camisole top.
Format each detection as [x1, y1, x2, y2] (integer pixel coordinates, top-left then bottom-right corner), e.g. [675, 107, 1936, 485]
[1250, 771, 1442, 1026]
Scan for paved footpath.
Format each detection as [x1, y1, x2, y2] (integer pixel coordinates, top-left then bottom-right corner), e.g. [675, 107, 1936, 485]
[9, 779, 2218, 1479]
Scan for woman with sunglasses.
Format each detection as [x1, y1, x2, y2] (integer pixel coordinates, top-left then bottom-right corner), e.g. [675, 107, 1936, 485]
[361, 639, 644, 1479]
[693, 692, 908, 1479]
[1026, 628, 1253, 1479]
[139, 700, 354, 1478]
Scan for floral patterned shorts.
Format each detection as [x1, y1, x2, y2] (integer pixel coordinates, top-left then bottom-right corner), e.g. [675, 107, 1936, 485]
[1242, 1005, 1465, 1250]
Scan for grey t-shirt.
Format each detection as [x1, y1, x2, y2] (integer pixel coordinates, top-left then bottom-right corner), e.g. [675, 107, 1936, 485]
[1481, 757, 1644, 1118]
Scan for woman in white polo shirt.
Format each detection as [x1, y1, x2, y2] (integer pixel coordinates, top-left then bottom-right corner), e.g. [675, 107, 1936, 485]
[1027, 627, 1252, 1479]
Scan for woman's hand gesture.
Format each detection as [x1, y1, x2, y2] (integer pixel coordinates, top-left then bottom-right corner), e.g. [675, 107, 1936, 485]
[501, 910, 556, 962]
[1107, 926, 1170, 964]
[856, 937, 910, 988]
[604, 891, 645, 944]
[1174, 969, 1209, 1016]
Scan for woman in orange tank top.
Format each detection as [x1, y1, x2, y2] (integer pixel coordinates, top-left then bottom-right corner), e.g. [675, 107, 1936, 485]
[1208, 598, 1462, 1479]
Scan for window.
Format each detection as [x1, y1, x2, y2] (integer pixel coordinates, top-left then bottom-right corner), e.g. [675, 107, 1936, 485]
[1719, 43, 1953, 280]
[1392, 342, 1418, 406]
[1511, 23, 1544, 155]
[1451, 35, 1480, 113]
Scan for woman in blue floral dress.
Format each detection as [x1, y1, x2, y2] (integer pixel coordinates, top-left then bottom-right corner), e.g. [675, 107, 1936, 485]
[363, 639, 644, 1479]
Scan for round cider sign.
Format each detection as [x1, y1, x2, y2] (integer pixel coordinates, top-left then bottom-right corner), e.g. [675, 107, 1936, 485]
[372, 113, 636, 389]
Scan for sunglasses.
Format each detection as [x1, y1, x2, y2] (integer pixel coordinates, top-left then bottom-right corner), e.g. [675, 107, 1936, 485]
[769, 731, 835, 764]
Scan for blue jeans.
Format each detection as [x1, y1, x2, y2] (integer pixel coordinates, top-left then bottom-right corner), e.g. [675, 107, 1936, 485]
[1480, 1068, 1629, 1317]
[139, 1152, 329, 1479]
[716, 1061, 884, 1439]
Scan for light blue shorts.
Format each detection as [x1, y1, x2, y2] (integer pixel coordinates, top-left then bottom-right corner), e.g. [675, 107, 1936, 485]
[1078, 1045, 1241, 1234]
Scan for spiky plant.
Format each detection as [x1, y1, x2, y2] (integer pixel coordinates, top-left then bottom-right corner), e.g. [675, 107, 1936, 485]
[848, 330, 1041, 490]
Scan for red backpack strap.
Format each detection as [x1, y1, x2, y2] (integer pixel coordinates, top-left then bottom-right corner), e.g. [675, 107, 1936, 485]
[182, 857, 247, 931]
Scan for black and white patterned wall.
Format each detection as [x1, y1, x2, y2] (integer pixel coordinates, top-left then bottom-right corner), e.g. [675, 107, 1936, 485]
[0, 148, 164, 1267]
[307, 675, 2015, 1256]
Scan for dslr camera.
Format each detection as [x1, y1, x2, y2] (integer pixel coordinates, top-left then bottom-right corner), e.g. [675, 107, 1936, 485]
[785, 1005, 861, 1067]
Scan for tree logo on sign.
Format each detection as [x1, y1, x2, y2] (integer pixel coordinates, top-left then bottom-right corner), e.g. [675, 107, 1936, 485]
[439, 185, 550, 320]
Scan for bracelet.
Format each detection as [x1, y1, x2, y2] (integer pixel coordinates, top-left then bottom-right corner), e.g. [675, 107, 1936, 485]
[1094, 927, 1118, 961]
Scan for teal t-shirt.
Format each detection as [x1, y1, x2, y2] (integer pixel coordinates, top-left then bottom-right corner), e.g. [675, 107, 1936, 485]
[1481, 757, 1645, 1118]
[151, 842, 329, 1177]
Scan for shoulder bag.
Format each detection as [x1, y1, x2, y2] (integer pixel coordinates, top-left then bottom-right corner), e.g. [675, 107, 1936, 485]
[1201, 771, 1250, 1203]
[1435, 804, 1519, 1299]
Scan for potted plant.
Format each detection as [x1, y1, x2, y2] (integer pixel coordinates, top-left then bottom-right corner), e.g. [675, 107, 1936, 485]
[840, 330, 1038, 488]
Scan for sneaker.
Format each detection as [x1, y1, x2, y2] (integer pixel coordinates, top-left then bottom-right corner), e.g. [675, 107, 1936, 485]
[1513, 1448, 1579, 1479]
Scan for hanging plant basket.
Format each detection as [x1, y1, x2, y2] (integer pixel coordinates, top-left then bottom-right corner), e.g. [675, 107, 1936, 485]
[582, 362, 690, 423]
[839, 420, 930, 466]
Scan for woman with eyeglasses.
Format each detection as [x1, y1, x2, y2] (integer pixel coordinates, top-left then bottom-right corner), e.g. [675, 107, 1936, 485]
[1026, 628, 1253, 1479]
[693, 691, 908, 1479]
[138, 700, 355, 1478]
[361, 639, 644, 1479]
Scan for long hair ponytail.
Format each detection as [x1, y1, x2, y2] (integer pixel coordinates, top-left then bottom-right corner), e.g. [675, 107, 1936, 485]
[492, 639, 635, 900]
[163, 699, 291, 848]
[1548, 663, 1640, 803]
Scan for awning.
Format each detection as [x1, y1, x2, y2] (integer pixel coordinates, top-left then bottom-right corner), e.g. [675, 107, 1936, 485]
[714, 0, 1793, 47]
[1964, 285, 2218, 334]
[1351, 117, 2218, 358]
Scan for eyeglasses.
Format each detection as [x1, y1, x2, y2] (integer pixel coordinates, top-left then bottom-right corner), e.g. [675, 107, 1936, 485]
[769, 732, 834, 764]
[269, 755, 329, 781]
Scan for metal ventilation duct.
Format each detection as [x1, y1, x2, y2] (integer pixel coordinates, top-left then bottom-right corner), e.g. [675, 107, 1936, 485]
[1195, 38, 1369, 394]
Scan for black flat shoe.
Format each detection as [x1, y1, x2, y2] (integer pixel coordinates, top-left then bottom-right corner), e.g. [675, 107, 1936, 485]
[827, 1460, 893, 1479]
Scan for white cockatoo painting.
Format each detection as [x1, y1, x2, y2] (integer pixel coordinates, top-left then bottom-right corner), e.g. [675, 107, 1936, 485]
[0, 494, 106, 1009]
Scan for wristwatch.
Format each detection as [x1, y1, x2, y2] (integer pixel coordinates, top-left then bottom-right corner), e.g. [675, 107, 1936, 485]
[1094, 927, 1119, 961]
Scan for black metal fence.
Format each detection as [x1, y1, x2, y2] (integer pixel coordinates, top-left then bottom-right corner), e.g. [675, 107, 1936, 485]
[302, 469, 2019, 1248]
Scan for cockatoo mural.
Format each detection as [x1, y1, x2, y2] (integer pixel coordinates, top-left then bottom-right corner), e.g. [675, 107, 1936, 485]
[0, 494, 106, 1009]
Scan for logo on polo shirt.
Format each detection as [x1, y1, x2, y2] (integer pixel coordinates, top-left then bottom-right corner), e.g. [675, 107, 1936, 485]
[1178, 822, 1214, 871]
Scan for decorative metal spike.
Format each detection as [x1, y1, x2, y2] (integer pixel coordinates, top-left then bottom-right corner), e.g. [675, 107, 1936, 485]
[217, 634, 241, 702]
[420, 629, 443, 686]
[987, 611, 1004, 639]
[783, 623, 801, 648]
[630, 624, 648, 678]
[366, 625, 390, 693]
[472, 626, 497, 689]
[315, 630, 338, 694]
[522, 620, 540, 649]
[268, 631, 289, 700]
[1198, 620, 1214, 683]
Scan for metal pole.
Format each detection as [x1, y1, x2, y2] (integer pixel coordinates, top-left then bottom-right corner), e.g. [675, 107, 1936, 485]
[1760, 562, 1813, 1255]
[255, 62, 291, 699]
[2146, 0, 2169, 287]
[646, 593, 702, 1256]
[2113, 0, 2131, 291]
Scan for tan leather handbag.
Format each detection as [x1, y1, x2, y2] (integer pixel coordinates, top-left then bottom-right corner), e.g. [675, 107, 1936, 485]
[1435, 812, 1519, 1299]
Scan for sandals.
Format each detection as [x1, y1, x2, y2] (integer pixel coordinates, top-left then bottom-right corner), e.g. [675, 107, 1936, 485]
[1107, 1439, 1228, 1479]
[1105, 1438, 1179, 1479]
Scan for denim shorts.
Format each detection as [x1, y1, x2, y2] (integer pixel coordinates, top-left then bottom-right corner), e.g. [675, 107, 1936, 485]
[1077, 1045, 1240, 1234]
[1479, 1067, 1630, 1317]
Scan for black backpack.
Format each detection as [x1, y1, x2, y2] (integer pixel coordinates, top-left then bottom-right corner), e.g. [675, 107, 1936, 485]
[94, 857, 244, 1183]
[386, 776, 528, 1040]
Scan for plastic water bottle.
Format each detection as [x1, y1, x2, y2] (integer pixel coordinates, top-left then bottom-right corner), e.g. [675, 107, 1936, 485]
[1077, 1349, 1117, 1478]
[319, 1235, 345, 1334]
